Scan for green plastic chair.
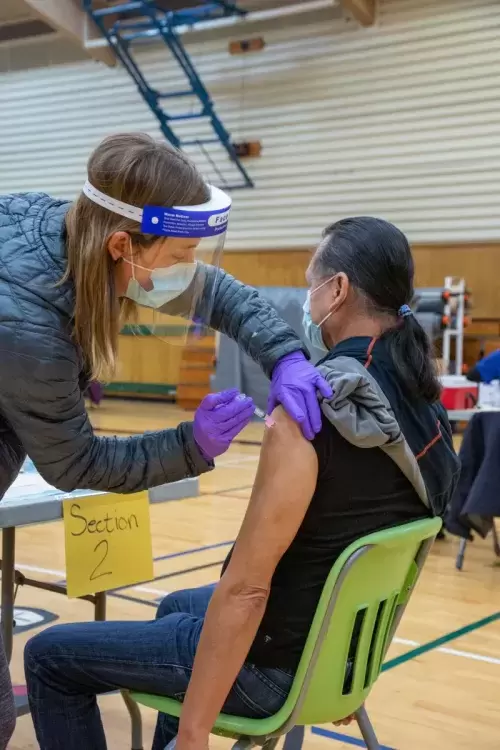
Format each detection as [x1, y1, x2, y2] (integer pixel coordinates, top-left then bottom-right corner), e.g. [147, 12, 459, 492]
[126, 517, 441, 750]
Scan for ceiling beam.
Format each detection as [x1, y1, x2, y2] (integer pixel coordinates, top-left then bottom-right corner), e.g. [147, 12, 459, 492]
[340, 0, 377, 26]
[22, 0, 115, 66]
[85, 0, 338, 50]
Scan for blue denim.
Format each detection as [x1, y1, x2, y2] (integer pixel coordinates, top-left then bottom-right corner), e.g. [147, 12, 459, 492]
[24, 584, 293, 750]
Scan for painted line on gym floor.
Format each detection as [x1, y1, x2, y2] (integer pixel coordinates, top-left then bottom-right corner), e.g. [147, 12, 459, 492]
[383, 611, 500, 670]
[433, 645, 500, 665]
[133, 585, 171, 597]
[312, 725, 395, 749]
[15, 563, 66, 578]
[216, 455, 259, 467]
[151, 559, 226, 583]
[153, 540, 233, 563]
[202, 485, 254, 497]
[217, 490, 254, 499]
[109, 591, 158, 608]
[393, 637, 500, 665]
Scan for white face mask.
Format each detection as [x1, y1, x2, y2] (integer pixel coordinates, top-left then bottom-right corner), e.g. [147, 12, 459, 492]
[123, 258, 198, 309]
[302, 276, 335, 354]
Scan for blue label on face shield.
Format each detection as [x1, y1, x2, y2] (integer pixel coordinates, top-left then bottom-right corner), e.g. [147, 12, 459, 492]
[141, 205, 229, 238]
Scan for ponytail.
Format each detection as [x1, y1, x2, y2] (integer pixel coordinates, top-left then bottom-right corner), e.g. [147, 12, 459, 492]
[314, 217, 443, 404]
[383, 315, 442, 403]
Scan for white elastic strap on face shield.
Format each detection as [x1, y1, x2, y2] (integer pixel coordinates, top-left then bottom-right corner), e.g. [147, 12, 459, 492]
[82, 180, 231, 238]
[83, 181, 143, 222]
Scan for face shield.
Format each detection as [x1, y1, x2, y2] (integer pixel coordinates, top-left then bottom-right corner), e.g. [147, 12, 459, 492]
[82, 180, 231, 346]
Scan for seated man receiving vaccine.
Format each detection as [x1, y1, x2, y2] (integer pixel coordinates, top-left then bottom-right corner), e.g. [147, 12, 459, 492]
[24, 217, 458, 750]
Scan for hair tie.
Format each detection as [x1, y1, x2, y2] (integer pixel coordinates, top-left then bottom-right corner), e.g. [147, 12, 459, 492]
[398, 304, 412, 318]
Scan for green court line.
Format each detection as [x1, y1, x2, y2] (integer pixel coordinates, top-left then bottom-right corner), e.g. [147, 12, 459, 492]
[104, 382, 176, 395]
[383, 610, 500, 671]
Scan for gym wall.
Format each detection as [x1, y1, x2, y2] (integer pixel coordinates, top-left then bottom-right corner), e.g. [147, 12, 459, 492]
[223, 244, 500, 320]
[1, 0, 499, 391]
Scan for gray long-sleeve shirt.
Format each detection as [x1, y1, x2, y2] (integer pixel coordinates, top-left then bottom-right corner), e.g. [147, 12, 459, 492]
[0, 193, 306, 497]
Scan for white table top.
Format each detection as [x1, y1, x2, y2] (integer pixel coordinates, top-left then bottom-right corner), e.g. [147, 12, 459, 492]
[0, 470, 198, 529]
[447, 407, 500, 421]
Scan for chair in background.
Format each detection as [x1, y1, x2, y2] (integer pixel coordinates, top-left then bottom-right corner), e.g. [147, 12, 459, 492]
[456, 522, 500, 570]
[445, 411, 500, 570]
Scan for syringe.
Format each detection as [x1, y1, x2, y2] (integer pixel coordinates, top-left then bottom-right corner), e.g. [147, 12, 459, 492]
[253, 405, 275, 427]
[235, 394, 275, 426]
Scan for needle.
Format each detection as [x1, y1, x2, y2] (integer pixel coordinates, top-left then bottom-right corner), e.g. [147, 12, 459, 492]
[254, 406, 275, 428]
[236, 395, 275, 427]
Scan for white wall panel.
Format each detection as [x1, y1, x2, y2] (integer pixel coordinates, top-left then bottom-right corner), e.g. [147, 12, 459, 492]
[1, 0, 500, 247]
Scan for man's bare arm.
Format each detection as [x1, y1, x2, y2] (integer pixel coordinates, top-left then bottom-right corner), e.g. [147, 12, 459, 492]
[176, 407, 318, 749]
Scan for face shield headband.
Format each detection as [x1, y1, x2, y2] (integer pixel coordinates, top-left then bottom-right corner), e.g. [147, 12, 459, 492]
[82, 180, 232, 238]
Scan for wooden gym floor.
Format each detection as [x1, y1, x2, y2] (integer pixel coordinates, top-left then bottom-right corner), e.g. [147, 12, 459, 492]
[7, 400, 500, 750]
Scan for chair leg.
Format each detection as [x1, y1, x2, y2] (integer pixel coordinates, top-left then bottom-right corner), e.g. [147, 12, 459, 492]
[283, 726, 305, 750]
[492, 523, 500, 557]
[121, 690, 144, 750]
[456, 538, 467, 570]
[355, 705, 381, 750]
[231, 738, 258, 750]
[262, 739, 279, 750]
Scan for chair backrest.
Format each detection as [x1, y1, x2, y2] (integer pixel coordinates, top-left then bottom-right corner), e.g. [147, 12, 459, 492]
[273, 517, 441, 730]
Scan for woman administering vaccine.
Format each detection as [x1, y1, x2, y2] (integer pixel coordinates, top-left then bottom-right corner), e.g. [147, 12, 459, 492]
[0, 132, 332, 495]
[0, 132, 331, 747]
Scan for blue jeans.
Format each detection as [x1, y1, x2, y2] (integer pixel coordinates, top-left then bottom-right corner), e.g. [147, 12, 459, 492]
[24, 585, 293, 750]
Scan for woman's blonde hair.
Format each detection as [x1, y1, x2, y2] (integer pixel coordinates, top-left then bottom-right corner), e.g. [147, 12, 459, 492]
[63, 132, 209, 382]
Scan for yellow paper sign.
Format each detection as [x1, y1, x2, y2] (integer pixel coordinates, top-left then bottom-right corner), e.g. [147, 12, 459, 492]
[63, 492, 154, 598]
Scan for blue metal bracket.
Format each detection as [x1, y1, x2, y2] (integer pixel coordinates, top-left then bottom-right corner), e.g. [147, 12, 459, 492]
[83, 0, 254, 189]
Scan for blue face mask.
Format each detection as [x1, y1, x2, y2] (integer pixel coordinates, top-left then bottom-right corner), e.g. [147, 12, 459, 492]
[302, 277, 335, 354]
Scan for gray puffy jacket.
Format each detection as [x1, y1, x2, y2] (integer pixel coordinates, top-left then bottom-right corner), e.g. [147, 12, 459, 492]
[0, 193, 306, 499]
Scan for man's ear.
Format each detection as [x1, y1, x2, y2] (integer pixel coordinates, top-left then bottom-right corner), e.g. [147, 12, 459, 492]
[107, 231, 130, 262]
[329, 272, 349, 312]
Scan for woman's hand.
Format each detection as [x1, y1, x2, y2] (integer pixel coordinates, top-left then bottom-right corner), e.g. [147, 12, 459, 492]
[268, 352, 333, 440]
[193, 389, 255, 460]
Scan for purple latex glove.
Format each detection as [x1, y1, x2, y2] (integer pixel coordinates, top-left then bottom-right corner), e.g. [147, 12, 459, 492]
[194, 389, 255, 460]
[191, 316, 206, 339]
[268, 351, 333, 440]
